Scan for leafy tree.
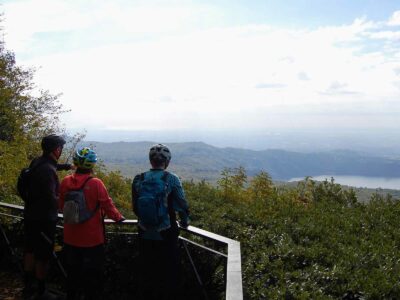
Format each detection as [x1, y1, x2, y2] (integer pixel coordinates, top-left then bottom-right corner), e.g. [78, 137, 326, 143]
[0, 33, 65, 201]
[295, 176, 316, 204]
[94, 162, 133, 216]
[0, 41, 63, 142]
[247, 171, 274, 202]
[217, 167, 247, 202]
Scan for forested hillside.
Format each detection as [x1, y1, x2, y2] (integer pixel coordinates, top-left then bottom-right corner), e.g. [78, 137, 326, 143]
[81, 141, 400, 181]
[184, 171, 400, 299]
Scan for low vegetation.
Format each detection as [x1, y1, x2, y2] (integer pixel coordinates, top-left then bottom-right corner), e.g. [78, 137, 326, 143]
[184, 169, 400, 299]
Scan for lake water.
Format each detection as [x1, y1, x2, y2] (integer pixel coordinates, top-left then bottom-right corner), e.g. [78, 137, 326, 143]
[289, 175, 400, 190]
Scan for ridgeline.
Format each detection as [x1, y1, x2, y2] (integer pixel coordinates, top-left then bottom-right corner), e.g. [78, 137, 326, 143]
[82, 141, 400, 182]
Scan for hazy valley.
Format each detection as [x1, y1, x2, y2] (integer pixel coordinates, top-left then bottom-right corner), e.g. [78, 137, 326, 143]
[82, 141, 400, 180]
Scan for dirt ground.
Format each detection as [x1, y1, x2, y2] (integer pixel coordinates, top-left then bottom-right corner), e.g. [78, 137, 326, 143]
[0, 269, 23, 300]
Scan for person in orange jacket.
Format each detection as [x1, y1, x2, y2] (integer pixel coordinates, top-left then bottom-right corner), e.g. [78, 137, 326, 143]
[59, 147, 125, 300]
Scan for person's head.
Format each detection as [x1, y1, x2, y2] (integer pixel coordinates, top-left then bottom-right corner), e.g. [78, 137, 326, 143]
[149, 144, 171, 169]
[73, 147, 97, 172]
[41, 134, 66, 160]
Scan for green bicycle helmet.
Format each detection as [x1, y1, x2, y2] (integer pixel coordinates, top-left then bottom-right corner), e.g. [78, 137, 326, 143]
[73, 147, 98, 169]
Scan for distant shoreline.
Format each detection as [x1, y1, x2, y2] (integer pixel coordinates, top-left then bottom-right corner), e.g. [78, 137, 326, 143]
[289, 175, 400, 190]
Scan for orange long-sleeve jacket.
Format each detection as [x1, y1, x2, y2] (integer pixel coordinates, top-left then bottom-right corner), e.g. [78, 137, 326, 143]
[59, 172, 124, 247]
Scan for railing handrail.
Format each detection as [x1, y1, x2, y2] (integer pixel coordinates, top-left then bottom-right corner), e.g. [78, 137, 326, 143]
[0, 201, 243, 300]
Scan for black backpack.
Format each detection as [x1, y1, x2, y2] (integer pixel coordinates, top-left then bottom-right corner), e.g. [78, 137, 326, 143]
[17, 161, 43, 202]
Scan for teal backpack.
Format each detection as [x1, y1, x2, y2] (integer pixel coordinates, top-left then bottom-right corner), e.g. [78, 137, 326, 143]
[137, 171, 170, 231]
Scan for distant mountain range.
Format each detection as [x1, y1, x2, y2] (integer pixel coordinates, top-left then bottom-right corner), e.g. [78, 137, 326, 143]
[83, 128, 400, 156]
[79, 141, 400, 181]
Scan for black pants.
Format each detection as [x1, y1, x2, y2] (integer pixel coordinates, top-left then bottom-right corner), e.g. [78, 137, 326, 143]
[64, 244, 105, 300]
[138, 227, 181, 300]
[24, 220, 56, 261]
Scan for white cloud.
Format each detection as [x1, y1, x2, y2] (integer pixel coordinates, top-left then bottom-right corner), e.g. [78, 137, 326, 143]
[255, 83, 287, 89]
[3, 0, 219, 54]
[3, 0, 96, 51]
[2, 2, 400, 131]
[297, 72, 310, 81]
[388, 10, 400, 26]
[321, 82, 359, 96]
[368, 31, 400, 40]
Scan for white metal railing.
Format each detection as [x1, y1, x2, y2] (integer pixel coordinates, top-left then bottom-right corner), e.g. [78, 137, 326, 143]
[0, 201, 243, 300]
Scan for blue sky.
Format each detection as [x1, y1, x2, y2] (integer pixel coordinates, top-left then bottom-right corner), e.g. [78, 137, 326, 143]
[2, 0, 400, 135]
[192, 0, 399, 28]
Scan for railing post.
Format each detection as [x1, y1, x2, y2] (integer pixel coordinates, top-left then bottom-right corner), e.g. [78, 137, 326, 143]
[226, 241, 243, 300]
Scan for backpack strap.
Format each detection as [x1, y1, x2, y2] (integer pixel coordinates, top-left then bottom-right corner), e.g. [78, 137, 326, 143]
[28, 159, 47, 174]
[161, 171, 169, 182]
[79, 176, 93, 189]
[160, 171, 169, 194]
[160, 171, 178, 231]
[162, 171, 170, 207]
[138, 173, 145, 194]
[80, 176, 100, 214]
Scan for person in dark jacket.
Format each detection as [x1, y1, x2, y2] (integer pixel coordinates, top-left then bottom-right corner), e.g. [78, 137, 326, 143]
[23, 134, 72, 299]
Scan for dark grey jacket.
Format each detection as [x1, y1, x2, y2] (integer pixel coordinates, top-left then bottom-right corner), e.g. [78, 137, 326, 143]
[23, 155, 70, 221]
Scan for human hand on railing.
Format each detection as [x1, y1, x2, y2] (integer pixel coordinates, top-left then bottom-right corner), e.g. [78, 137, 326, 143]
[116, 217, 126, 223]
[179, 221, 189, 229]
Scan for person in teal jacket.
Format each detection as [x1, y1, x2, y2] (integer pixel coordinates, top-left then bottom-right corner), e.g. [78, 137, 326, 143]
[132, 144, 189, 300]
